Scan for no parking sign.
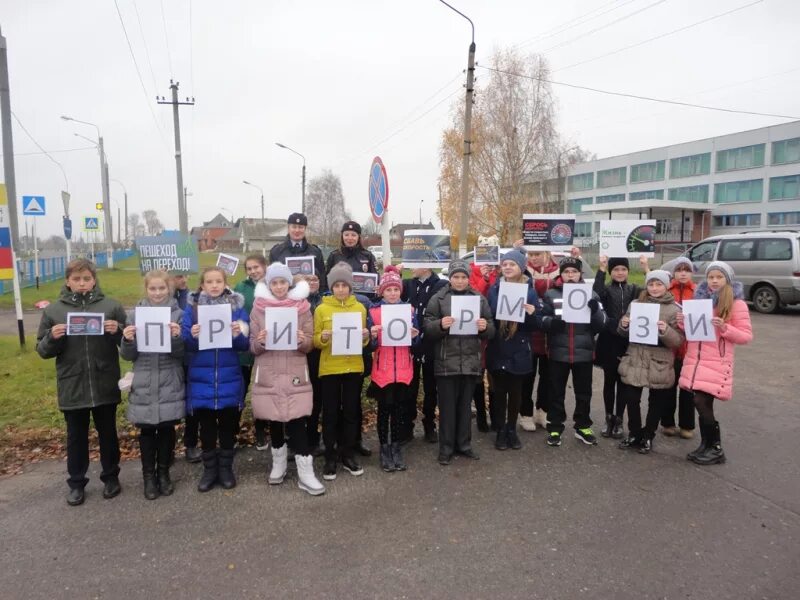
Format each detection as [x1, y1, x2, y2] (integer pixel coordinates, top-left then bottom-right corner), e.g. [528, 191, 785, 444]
[368, 156, 388, 224]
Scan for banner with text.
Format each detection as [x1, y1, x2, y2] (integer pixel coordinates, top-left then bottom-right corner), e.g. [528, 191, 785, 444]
[522, 214, 576, 251]
[599, 220, 657, 258]
[402, 229, 451, 269]
[136, 234, 199, 274]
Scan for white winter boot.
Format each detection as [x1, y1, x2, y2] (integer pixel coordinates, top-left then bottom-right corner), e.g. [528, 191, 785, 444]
[518, 415, 536, 432]
[534, 408, 548, 428]
[296, 454, 325, 496]
[268, 444, 288, 485]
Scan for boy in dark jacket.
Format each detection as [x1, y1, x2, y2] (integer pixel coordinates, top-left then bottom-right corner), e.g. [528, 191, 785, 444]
[36, 259, 128, 506]
[541, 257, 606, 447]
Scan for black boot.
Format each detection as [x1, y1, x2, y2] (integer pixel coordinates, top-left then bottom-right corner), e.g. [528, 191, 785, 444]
[495, 424, 508, 450]
[140, 430, 159, 500]
[474, 386, 489, 433]
[506, 424, 522, 450]
[423, 423, 438, 444]
[156, 427, 176, 496]
[217, 449, 237, 489]
[611, 416, 625, 440]
[691, 422, 726, 465]
[197, 450, 218, 493]
[687, 422, 709, 461]
[601, 414, 614, 438]
[379, 444, 395, 472]
[391, 442, 407, 471]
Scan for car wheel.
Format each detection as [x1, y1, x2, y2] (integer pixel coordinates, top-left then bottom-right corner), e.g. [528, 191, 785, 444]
[752, 285, 779, 314]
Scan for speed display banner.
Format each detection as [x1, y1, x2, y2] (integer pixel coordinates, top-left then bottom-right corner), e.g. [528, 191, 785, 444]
[599, 220, 656, 257]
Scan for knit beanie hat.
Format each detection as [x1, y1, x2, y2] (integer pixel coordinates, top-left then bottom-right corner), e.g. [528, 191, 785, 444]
[608, 257, 629, 271]
[706, 261, 734, 283]
[500, 248, 527, 273]
[645, 269, 671, 288]
[559, 256, 582, 275]
[378, 265, 403, 296]
[341, 220, 362, 235]
[662, 256, 695, 273]
[327, 261, 354, 290]
[265, 262, 293, 286]
[448, 259, 470, 278]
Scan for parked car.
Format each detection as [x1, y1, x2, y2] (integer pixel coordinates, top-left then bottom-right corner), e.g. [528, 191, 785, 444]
[367, 245, 383, 266]
[683, 230, 800, 313]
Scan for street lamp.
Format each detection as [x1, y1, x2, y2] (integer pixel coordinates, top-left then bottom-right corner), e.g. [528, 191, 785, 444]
[275, 142, 306, 214]
[242, 180, 265, 222]
[419, 199, 424, 224]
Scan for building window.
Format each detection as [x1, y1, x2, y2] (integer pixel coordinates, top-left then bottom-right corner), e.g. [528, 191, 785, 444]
[596, 167, 627, 188]
[716, 144, 765, 172]
[567, 173, 593, 192]
[768, 211, 800, 225]
[669, 153, 711, 178]
[712, 214, 761, 228]
[714, 179, 763, 204]
[574, 222, 593, 237]
[772, 138, 800, 165]
[596, 193, 625, 204]
[668, 185, 709, 203]
[629, 189, 664, 201]
[569, 197, 592, 213]
[769, 175, 800, 201]
[630, 160, 665, 183]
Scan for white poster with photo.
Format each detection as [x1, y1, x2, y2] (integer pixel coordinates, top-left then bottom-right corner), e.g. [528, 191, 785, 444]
[198, 304, 232, 350]
[450, 295, 480, 335]
[381, 304, 412, 347]
[562, 283, 593, 324]
[495, 281, 528, 323]
[682, 299, 716, 342]
[629, 302, 660, 346]
[285, 256, 315, 277]
[135, 306, 172, 353]
[599, 220, 657, 258]
[332, 312, 363, 355]
[474, 245, 500, 265]
[265, 307, 298, 350]
[66, 312, 105, 336]
[216, 253, 240, 276]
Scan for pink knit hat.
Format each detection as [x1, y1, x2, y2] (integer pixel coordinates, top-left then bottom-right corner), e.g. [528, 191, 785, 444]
[378, 265, 403, 296]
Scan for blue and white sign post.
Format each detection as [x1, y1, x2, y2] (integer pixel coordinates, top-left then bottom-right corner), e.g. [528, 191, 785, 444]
[22, 195, 46, 288]
[368, 156, 391, 267]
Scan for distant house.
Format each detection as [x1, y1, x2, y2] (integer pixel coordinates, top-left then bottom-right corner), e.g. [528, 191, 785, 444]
[238, 218, 287, 254]
[190, 213, 235, 251]
[216, 226, 243, 253]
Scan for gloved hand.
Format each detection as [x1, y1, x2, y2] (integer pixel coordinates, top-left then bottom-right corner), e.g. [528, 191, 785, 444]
[588, 299, 599, 314]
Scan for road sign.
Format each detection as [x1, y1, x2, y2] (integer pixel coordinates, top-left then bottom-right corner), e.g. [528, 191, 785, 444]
[368, 156, 389, 224]
[95, 202, 104, 211]
[63, 217, 73, 240]
[22, 195, 46, 216]
[83, 216, 102, 232]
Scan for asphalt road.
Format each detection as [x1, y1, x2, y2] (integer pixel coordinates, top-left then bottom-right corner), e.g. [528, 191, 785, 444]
[1, 309, 798, 599]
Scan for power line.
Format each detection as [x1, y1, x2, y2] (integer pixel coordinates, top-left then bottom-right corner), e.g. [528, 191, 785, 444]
[132, 0, 159, 92]
[160, 0, 174, 77]
[10, 112, 69, 191]
[0, 146, 97, 158]
[555, 0, 764, 73]
[477, 64, 800, 120]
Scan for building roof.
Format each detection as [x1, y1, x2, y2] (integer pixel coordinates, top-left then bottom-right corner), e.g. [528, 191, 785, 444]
[239, 218, 286, 241]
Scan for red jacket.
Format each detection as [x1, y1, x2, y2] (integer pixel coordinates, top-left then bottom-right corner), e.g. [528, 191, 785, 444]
[669, 279, 696, 360]
[469, 263, 498, 297]
[369, 302, 416, 388]
[526, 260, 559, 355]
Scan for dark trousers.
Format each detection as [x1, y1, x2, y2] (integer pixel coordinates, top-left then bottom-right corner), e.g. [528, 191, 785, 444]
[620, 383, 670, 440]
[407, 357, 438, 432]
[661, 359, 695, 430]
[63, 403, 120, 490]
[473, 371, 489, 427]
[375, 383, 406, 444]
[436, 375, 478, 457]
[269, 418, 309, 455]
[547, 361, 593, 434]
[521, 352, 550, 416]
[602, 363, 627, 417]
[307, 372, 322, 448]
[139, 424, 177, 472]
[321, 373, 362, 460]
[490, 370, 524, 427]
[196, 407, 240, 451]
[182, 365, 199, 449]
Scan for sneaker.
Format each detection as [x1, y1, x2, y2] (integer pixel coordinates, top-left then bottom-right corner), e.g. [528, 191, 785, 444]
[534, 408, 548, 428]
[679, 428, 694, 440]
[638, 438, 653, 454]
[437, 453, 452, 466]
[574, 428, 598, 446]
[546, 432, 562, 447]
[518, 415, 536, 432]
[618, 435, 641, 450]
[255, 429, 270, 451]
[661, 426, 679, 437]
[323, 459, 337, 481]
[342, 457, 364, 476]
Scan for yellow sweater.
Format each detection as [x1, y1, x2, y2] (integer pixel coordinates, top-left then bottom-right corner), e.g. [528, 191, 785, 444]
[313, 295, 368, 376]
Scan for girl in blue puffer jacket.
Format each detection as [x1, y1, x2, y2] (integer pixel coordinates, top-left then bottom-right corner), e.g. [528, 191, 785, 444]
[182, 267, 250, 492]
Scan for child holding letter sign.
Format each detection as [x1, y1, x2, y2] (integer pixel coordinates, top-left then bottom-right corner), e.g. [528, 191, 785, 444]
[181, 267, 250, 492]
[369, 266, 420, 472]
[617, 270, 684, 454]
[424, 259, 494, 466]
[678, 262, 752, 465]
[250, 263, 325, 495]
[120, 270, 185, 500]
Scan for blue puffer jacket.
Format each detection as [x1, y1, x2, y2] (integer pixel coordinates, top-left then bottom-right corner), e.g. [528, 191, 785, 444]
[181, 289, 250, 413]
[486, 277, 543, 374]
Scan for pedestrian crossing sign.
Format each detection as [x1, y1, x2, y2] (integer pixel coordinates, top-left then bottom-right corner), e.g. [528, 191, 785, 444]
[83, 216, 103, 232]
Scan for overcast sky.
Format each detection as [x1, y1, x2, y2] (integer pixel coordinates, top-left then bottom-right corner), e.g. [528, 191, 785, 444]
[2, 0, 799, 240]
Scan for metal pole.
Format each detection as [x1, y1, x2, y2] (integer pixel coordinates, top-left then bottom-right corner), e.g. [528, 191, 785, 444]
[124, 192, 128, 244]
[261, 193, 264, 222]
[62, 191, 71, 262]
[301, 163, 306, 215]
[459, 40, 476, 257]
[99, 138, 113, 267]
[170, 82, 187, 234]
[33, 218, 39, 288]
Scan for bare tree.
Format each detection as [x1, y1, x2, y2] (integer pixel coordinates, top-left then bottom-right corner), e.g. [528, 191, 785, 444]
[142, 210, 163, 236]
[361, 219, 381, 238]
[128, 213, 141, 238]
[305, 170, 349, 248]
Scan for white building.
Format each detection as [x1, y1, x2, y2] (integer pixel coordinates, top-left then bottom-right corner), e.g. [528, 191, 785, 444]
[565, 120, 800, 243]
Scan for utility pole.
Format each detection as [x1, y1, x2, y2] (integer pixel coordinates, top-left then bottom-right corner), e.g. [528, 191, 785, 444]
[158, 81, 194, 235]
[102, 157, 113, 262]
[301, 163, 306, 215]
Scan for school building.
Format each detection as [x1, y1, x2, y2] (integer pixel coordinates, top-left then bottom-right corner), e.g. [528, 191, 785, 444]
[564, 120, 800, 245]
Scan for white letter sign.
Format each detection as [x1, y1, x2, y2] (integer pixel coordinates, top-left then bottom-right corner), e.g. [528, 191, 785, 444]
[496, 281, 528, 323]
[265, 307, 298, 350]
[381, 304, 412, 347]
[332, 312, 363, 355]
[562, 283, 592, 324]
[135, 306, 171, 353]
[450, 295, 480, 335]
[198, 304, 232, 350]
[682, 299, 716, 342]
[629, 302, 660, 345]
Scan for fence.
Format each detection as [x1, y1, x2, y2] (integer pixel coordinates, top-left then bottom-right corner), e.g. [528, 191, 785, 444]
[0, 249, 135, 295]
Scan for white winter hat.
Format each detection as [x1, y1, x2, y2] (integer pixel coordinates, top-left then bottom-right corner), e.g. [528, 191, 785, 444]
[645, 269, 671, 288]
[266, 262, 293, 286]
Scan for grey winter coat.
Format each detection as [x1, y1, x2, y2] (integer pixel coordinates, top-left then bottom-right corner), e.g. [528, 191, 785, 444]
[617, 292, 684, 389]
[423, 285, 495, 377]
[120, 298, 186, 425]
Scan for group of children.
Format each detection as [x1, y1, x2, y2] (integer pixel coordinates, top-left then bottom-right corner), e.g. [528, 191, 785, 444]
[37, 242, 753, 506]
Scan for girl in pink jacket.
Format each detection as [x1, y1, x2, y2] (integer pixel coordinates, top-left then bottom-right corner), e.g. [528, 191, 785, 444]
[368, 266, 420, 473]
[250, 263, 325, 496]
[678, 261, 753, 466]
